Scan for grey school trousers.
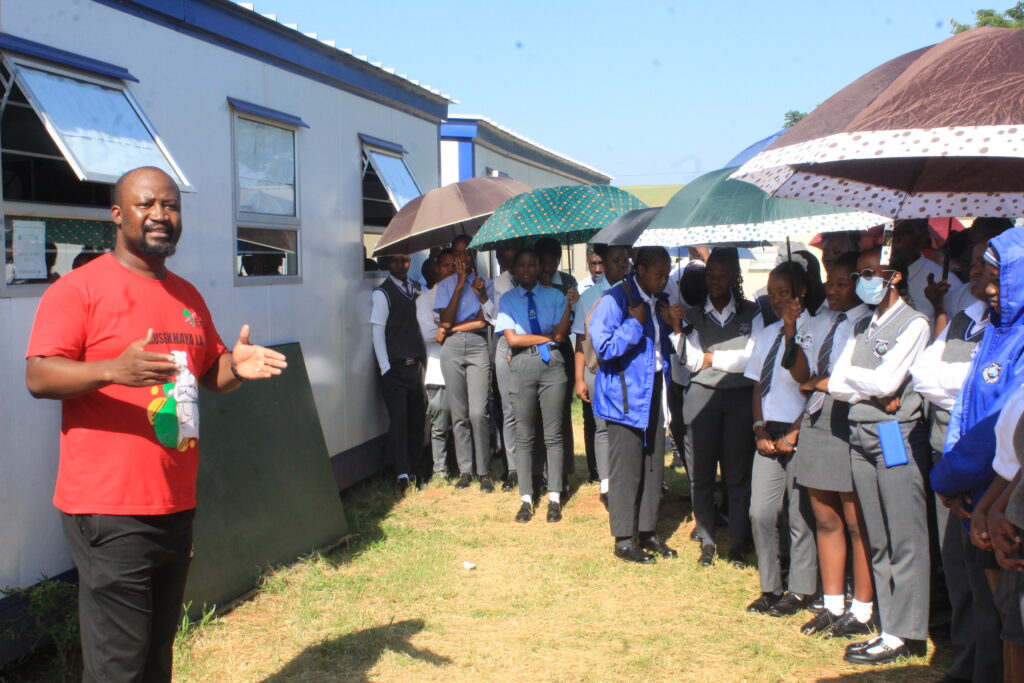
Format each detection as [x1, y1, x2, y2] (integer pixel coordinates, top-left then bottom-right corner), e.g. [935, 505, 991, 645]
[425, 384, 451, 474]
[750, 422, 818, 596]
[494, 335, 517, 474]
[441, 331, 491, 476]
[509, 348, 567, 498]
[606, 376, 665, 538]
[850, 420, 930, 641]
[584, 367, 610, 480]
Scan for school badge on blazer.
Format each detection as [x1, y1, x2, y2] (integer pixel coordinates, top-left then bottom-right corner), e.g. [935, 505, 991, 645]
[872, 339, 891, 359]
[983, 362, 1002, 384]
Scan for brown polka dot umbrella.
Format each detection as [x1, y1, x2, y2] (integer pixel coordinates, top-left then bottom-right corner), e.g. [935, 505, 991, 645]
[732, 27, 1024, 219]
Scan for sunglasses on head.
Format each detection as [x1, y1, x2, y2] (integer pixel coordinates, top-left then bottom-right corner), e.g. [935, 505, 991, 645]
[850, 268, 896, 282]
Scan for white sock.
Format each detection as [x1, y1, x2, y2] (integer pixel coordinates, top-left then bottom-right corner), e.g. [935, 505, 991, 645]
[850, 599, 873, 624]
[521, 494, 532, 504]
[600, 479, 609, 493]
[823, 594, 845, 616]
[879, 632, 904, 649]
[549, 491, 561, 503]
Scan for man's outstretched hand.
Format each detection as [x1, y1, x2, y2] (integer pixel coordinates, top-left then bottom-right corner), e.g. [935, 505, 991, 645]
[231, 325, 288, 380]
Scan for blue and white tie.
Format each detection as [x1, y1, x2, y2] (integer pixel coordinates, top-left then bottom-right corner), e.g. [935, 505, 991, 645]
[525, 291, 551, 363]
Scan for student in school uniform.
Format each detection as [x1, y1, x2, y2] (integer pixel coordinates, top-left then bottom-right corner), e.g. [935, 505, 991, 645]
[573, 245, 632, 504]
[828, 246, 931, 666]
[576, 245, 607, 483]
[795, 252, 876, 639]
[743, 262, 819, 617]
[590, 247, 677, 564]
[489, 247, 520, 492]
[677, 247, 762, 567]
[495, 248, 577, 523]
[417, 249, 456, 480]
[436, 246, 495, 492]
[913, 238, 1002, 682]
[370, 253, 427, 493]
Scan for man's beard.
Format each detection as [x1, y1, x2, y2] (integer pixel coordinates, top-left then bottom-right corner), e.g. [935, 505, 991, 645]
[134, 230, 178, 257]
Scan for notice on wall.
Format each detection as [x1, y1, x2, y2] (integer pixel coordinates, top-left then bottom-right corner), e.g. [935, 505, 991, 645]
[13, 220, 47, 279]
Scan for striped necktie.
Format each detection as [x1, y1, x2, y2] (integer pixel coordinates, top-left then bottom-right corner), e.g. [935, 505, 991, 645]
[807, 313, 846, 415]
[525, 291, 551, 363]
[759, 330, 785, 399]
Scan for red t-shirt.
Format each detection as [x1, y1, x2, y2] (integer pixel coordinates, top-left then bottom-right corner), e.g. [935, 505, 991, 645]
[26, 254, 228, 515]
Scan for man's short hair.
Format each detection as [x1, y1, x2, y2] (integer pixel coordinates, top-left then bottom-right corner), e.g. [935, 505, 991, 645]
[533, 237, 562, 260]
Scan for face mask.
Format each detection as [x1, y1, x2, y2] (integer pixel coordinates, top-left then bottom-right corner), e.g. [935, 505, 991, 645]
[855, 276, 889, 306]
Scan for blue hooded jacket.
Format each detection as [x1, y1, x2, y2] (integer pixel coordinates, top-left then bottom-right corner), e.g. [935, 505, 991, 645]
[589, 274, 673, 430]
[932, 227, 1024, 500]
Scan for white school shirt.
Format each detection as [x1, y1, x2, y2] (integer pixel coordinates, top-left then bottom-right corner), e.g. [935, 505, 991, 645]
[370, 274, 418, 376]
[485, 270, 516, 326]
[743, 311, 813, 424]
[906, 256, 944, 324]
[944, 278, 977, 319]
[416, 286, 445, 387]
[910, 300, 988, 411]
[828, 298, 931, 404]
[803, 303, 872, 376]
[993, 383, 1024, 481]
[674, 294, 764, 375]
[637, 285, 663, 369]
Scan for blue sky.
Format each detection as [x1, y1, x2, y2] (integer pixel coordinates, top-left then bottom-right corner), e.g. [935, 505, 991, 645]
[268, 1, 985, 185]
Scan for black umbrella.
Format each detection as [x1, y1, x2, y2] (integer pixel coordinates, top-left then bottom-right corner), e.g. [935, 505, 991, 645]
[589, 208, 661, 246]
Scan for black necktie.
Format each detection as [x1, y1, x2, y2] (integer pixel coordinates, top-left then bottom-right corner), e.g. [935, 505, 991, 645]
[759, 330, 785, 399]
[807, 313, 846, 415]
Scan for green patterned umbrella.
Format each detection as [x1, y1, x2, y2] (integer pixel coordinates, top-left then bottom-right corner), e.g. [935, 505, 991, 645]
[470, 184, 646, 251]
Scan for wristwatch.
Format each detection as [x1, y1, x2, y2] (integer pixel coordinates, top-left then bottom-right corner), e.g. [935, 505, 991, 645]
[752, 420, 765, 432]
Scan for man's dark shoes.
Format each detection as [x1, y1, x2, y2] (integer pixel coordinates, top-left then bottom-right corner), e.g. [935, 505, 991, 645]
[455, 473, 473, 489]
[515, 501, 533, 523]
[689, 528, 701, 542]
[747, 592, 782, 614]
[844, 639, 909, 665]
[397, 477, 411, 495]
[614, 542, 656, 565]
[479, 476, 495, 493]
[502, 472, 518, 492]
[547, 501, 562, 523]
[800, 609, 840, 635]
[698, 543, 716, 566]
[727, 549, 748, 569]
[826, 612, 876, 640]
[640, 536, 678, 559]
[767, 592, 816, 617]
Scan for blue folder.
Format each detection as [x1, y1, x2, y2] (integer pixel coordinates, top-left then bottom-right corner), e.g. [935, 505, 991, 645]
[878, 420, 908, 468]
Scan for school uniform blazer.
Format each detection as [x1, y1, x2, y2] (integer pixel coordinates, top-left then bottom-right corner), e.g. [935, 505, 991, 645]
[589, 274, 673, 430]
[932, 227, 1024, 499]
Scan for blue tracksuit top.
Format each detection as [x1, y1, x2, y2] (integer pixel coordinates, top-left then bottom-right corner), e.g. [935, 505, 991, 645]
[932, 227, 1024, 501]
[589, 274, 673, 430]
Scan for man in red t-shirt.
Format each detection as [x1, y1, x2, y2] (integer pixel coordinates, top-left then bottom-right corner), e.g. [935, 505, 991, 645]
[25, 166, 287, 682]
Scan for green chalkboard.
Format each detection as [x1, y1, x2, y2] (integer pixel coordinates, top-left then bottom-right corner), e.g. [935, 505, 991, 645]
[183, 343, 347, 617]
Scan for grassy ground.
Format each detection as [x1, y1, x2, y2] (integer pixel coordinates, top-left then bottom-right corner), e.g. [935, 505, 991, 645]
[170, 404, 950, 682]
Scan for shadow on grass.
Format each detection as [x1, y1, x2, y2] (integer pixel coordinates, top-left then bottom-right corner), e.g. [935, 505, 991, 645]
[260, 619, 451, 682]
[321, 473, 409, 567]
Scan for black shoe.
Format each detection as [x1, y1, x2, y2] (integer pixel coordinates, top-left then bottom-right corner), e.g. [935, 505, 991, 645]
[747, 592, 782, 614]
[514, 501, 533, 523]
[640, 536, 678, 559]
[844, 640, 909, 665]
[689, 528, 701, 542]
[767, 592, 816, 617]
[845, 636, 880, 653]
[479, 476, 495, 493]
[599, 492, 608, 509]
[727, 549, 748, 569]
[547, 501, 562, 523]
[397, 477, 411, 495]
[800, 609, 841, 636]
[615, 543, 656, 565]
[502, 472, 518, 492]
[455, 473, 473, 489]
[698, 544, 716, 567]
[827, 612, 876, 640]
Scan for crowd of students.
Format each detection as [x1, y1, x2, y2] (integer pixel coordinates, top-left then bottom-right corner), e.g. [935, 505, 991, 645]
[369, 216, 1024, 675]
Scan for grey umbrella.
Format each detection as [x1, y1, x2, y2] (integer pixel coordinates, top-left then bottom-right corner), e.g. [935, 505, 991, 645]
[589, 208, 661, 246]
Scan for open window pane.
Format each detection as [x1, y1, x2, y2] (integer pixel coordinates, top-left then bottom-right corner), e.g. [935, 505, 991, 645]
[12, 64, 187, 186]
[236, 227, 297, 277]
[4, 215, 113, 284]
[236, 118, 296, 216]
[366, 150, 420, 210]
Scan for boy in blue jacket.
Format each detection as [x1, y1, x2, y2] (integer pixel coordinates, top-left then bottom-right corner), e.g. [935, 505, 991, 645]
[589, 247, 676, 564]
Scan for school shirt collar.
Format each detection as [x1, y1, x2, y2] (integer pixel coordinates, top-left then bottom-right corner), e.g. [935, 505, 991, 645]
[840, 303, 870, 324]
[870, 297, 907, 331]
[965, 299, 988, 324]
[389, 274, 414, 296]
[515, 283, 541, 297]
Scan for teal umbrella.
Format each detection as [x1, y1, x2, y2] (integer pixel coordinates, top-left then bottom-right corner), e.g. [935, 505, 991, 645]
[633, 166, 888, 248]
[470, 185, 646, 251]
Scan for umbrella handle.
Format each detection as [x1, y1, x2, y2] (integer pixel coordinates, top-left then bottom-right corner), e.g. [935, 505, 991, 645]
[941, 217, 951, 280]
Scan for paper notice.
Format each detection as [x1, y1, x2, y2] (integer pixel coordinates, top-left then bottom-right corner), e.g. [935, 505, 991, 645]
[13, 220, 47, 279]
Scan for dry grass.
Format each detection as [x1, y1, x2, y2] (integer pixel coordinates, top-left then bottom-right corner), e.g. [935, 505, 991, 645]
[172, 408, 949, 682]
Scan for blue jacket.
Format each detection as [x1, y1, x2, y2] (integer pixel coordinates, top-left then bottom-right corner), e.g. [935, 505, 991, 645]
[932, 227, 1024, 500]
[589, 274, 673, 429]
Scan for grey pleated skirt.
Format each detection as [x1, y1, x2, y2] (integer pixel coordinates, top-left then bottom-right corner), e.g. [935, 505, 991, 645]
[794, 394, 853, 493]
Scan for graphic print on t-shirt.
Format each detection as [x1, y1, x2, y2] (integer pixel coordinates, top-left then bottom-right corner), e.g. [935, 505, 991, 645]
[147, 350, 200, 452]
